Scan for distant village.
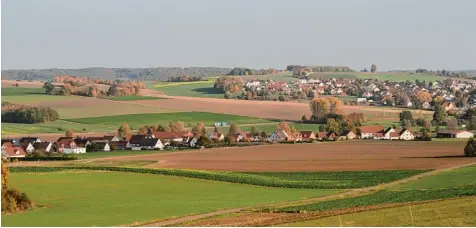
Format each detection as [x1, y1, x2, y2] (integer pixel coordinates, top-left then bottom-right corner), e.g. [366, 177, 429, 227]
[239, 77, 476, 112]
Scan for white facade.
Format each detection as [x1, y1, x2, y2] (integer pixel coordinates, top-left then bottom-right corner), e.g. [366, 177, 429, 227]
[399, 130, 415, 140]
[24, 143, 35, 153]
[63, 147, 86, 154]
[456, 131, 474, 138]
[209, 132, 225, 141]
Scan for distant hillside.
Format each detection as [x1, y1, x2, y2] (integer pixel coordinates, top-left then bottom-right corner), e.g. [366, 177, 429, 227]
[1, 67, 232, 81]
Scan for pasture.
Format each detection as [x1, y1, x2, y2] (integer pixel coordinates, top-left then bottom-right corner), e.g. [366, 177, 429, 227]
[99, 141, 475, 172]
[100, 95, 164, 101]
[1, 171, 338, 227]
[66, 112, 274, 129]
[1, 87, 45, 96]
[284, 197, 476, 227]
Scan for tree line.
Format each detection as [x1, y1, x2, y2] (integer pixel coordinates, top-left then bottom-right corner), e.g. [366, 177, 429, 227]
[1, 102, 59, 124]
[167, 75, 207, 82]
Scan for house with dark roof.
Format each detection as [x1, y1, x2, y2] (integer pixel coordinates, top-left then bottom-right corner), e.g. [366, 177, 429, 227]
[126, 135, 163, 150]
[33, 142, 54, 153]
[19, 142, 35, 153]
[316, 131, 339, 141]
[339, 130, 357, 140]
[153, 131, 192, 145]
[19, 137, 41, 143]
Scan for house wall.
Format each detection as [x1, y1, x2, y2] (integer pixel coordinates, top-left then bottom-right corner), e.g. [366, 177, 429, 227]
[104, 144, 111, 152]
[456, 131, 474, 138]
[400, 131, 415, 140]
[63, 147, 86, 154]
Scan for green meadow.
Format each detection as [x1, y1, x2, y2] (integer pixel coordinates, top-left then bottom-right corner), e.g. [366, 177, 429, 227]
[2, 171, 338, 227]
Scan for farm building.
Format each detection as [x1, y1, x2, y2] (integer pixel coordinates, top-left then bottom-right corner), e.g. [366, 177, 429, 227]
[20, 142, 35, 153]
[359, 125, 385, 139]
[268, 130, 295, 142]
[127, 135, 164, 150]
[300, 131, 316, 141]
[63, 147, 86, 154]
[339, 130, 357, 140]
[209, 132, 225, 142]
[19, 137, 42, 143]
[436, 130, 474, 138]
[385, 128, 415, 141]
[316, 132, 339, 141]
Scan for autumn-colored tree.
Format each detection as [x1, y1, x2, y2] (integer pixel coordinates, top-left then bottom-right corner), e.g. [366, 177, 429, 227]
[276, 121, 291, 133]
[1, 160, 35, 213]
[228, 123, 241, 135]
[345, 112, 366, 126]
[290, 126, 298, 135]
[327, 97, 343, 114]
[138, 126, 149, 135]
[433, 96, 444, 105]
[168, 121, 185, 132]
[309, 98, 330, 123]
[65, 129, 74, 137]
[117, 123, 132, 138]
[416, 91, 432, 103]
[192, 122, 207, 136]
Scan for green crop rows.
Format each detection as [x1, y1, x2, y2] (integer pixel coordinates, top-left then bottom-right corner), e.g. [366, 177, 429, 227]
[278, 185, 476, 212]
[9, 166, 429, 189]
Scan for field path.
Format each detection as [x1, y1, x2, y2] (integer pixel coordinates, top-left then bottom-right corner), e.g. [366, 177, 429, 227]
[137, 161, 476, 227]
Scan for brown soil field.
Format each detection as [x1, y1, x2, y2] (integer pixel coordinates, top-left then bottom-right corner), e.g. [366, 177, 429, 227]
[1, 80, 45, 88]
[128, 94, 432, 121]
[98, 141, 475, 172]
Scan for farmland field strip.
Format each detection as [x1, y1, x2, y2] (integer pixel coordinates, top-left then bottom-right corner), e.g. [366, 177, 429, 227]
[9, 166, 429, 189]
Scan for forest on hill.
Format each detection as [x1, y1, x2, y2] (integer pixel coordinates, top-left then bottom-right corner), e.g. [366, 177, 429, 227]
[1, 67, 232, 81]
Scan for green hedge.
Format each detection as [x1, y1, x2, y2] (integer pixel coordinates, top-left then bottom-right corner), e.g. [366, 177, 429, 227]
[9, 166, 429, 189]
[17, 156, 78, 161]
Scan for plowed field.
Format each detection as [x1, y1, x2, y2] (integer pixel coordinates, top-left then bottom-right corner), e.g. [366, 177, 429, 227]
[99, 141, 474, 172]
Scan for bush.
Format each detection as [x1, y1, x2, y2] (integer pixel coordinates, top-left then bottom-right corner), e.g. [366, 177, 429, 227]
[416, 118, 426, 126]
[278, 95, 285, 102]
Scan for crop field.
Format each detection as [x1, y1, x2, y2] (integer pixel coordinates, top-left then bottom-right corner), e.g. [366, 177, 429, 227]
[1, 120, 114, 135]
[100, 95, 164, 101]
[309, 72, 450, 82]
[66, 112, 274, 129]
[278, 165, 476, 213]
[1, 171, 338, 227]
[284, 197, 476, 227]
[10, 166, 427, 189]
[100, 141, 475, 172]
[1, 94, 177, 119]
[154, 81, 226, 98]
[128, 96, 428, 121]
[1, 80, 45, 88]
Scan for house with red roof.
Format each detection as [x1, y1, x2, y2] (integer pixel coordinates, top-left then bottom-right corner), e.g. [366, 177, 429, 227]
[359, 125, 386, 139]
[1, 142, 27, 158]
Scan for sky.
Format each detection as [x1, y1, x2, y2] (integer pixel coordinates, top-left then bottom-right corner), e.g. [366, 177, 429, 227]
[1, 0, 475, 71]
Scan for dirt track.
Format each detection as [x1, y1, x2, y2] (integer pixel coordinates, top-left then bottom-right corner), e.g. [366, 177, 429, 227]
[99, 141, 474, 172]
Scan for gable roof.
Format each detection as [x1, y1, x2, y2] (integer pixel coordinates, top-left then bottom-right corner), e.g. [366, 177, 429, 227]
[136, 138, 160, 147]
[300, 131, 315, 139]
[108, 140, 128, 147]
[19, 137, 41, 143]
[33, 142, 52, 151]
[128, 135, 148, 144]
[103, 135, 118, 141]
[153, 131, 189, 140]
[2, 145, 27, 157]
[359, 125, 385, 134]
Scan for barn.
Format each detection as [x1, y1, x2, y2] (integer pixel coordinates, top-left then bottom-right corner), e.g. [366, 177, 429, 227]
[436, 130, 474, 139]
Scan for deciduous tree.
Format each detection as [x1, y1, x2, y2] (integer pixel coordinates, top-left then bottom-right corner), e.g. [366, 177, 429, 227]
[117, 123, 132, 138]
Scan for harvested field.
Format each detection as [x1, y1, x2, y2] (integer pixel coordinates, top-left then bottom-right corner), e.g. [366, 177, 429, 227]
[99, 141, 475, 172]
[1, 80, 44, 88]
[128, 96, 430, 121]
[2, 94, 178, 118]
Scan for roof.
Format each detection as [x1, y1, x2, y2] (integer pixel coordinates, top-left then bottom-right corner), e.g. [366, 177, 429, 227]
[153, 131, 189, 140]
[359, 125, 385, 134]
[103, 135, 118, 141]
[134, 138, 160, 147]
[56, 139, 76, 148]
[300, 131, 315, 139]
[19, 137, 40, 143]
[317, 132, 328, 138]
[2, 145, 27, 157]
[33, 142, 52, 150]
[93, 142, 109, 147]
[19, 142, 33, 150]
[339, 130, 355, 136]
[129, 135, 148, 144]
[108, 140, 128, 147]
[86, 137, 106, 141]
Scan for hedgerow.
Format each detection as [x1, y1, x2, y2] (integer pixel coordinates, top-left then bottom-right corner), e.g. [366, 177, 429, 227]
[277, 185, 476, 212]
[9, 166, 429, 189]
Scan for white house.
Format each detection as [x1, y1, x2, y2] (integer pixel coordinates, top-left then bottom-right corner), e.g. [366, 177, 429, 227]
[63, 147, 86, 154]
[33, 142, 53, 153]
[189, 137, 199, 147]
[209, 132, 225, 141]
[20, 142, 35, 153]
[127, 137, 164, 150]
[436, 130, 474, 139]
[385, 128, 415, 140]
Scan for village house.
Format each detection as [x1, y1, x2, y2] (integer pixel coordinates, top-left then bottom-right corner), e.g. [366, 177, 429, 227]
[19, 142, 35, 153]
[126, 135, 164, 150]
[300, 131, 316, 142]
[103, 135, 121, 142]
[63, 147, 86, 154]
[359, 125, 386, 139]
[385, 128, 415, 140]
[339, 130, 357, 140]
[1, 142, 27, 158]
[209, 132, 225, 142]
[316, 131, 339, 141]
[153, 131, 193, 145]
[108, 140, 128, 150]
[88, 142, 111, 152]
[33, 142, 54, 153]
[56, 138, 77, 153]
[436, 130, 474, 139]
[267, 130, 295, 142]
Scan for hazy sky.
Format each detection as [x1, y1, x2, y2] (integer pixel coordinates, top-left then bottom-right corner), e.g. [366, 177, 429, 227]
[2, 0, 475, 70]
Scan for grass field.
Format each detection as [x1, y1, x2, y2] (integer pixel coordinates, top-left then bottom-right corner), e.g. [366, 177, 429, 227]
[309, 72, 450, 82]
[1, 87, 46, 96]
[100, 95, 164, 101]
[2, 171, 338, 227]
[1, 120, 115, 135]
[66, 112, 274, 129]
[393, 165, 476, 190]
[284, 197, 476, 227]
[10, 167, 428, 189]
[154, 81, 225, 98]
